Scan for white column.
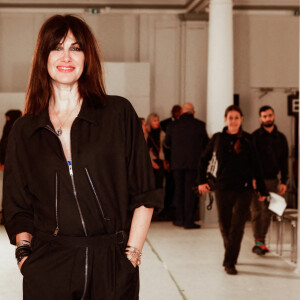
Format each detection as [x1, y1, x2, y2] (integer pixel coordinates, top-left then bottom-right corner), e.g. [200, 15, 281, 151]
[206, 0, 234, 136]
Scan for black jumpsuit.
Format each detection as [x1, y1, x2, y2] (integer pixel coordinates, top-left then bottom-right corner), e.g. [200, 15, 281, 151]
[3, 95, 163, 300]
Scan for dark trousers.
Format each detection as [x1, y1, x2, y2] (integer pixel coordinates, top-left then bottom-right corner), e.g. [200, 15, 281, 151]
[153, 159, 164, 189]
[251, 179, 278, 241]
[163, 170, 174, 209]
[173, 169, 197, 226]
[21, 232, 139, 300]
[215, 189, 253, 267]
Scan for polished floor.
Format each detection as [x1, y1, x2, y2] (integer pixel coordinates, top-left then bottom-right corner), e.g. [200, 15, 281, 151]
[0, 221, 300, 300]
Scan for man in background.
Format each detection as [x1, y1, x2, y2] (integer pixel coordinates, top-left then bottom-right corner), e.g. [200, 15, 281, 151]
[164, 103, 208, 229]
[160, 105, 181, 133]
[159, 105, 181, 220]
[251, 105, 289, 254]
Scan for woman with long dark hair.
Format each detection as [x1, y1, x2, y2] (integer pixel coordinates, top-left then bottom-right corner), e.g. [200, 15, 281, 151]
[3, 14, 162, 299]
[198, 105, 267, 275]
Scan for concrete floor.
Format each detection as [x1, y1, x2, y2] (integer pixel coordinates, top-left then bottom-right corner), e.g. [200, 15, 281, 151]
[0, 222, 300, 300]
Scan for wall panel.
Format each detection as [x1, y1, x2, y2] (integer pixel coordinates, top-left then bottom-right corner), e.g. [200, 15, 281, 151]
[181, 21, 208, 121]
[152, 19, 180, 119]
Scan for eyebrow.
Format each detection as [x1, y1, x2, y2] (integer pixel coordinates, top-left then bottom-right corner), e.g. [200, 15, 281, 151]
[58, 41, 80, 45]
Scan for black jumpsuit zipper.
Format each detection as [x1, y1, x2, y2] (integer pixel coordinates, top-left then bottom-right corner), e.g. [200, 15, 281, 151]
[53, 172, 59, 236]
[85, 168, 110, 221]
[45, 124, 89, 300]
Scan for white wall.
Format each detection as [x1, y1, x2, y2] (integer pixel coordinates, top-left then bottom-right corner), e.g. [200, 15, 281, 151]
[104, 62, 151, 118]
[0, 10, 298, 133]
[234, 13, 299, 152]
[0, 11, 208, 123]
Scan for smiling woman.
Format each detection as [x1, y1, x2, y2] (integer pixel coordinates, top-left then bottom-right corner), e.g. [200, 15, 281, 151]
[47, 32, 85, 86]
[3, 14, 162, 300]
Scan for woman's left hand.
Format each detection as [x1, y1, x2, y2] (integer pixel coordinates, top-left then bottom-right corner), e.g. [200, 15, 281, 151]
[128, 257, 139, 268]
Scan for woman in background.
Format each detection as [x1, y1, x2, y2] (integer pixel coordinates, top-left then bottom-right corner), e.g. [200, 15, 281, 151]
[198, 105, 267, 275]
[3, 14, 162, 300]
[146, 113, 166, 189]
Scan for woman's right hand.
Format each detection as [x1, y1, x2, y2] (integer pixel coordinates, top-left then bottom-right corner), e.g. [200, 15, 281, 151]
[198, 184, 211, 194]
[152, 161, 160, 169]
[18, 256, 28, 271]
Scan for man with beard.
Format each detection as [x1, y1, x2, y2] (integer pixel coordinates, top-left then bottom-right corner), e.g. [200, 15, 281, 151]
[251, 105, 289, 255]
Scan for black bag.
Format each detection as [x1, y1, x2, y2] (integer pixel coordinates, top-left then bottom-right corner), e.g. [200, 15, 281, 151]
[206, 133, 221, 191]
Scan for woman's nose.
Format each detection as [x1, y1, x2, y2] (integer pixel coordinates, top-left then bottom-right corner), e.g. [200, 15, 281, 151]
[62, 51, 71, 62]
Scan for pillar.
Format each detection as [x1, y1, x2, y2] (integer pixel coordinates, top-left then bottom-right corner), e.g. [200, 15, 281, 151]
[206, 0, 234, 136]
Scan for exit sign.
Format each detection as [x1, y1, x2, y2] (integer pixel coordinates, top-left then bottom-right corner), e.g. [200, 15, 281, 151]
[288, 94, 299, 116]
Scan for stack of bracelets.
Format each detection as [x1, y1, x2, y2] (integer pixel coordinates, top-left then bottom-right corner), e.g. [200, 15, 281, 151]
[125, 245, 142, 266]
[15, 240, 32, 264]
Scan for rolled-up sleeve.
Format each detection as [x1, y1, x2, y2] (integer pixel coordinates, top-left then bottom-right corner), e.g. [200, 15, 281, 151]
[3, 126, 34, 245]
[124, 102, 163, 211]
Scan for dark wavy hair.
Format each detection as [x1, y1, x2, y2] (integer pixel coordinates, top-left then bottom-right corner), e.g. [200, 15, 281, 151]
[224, 105, 243, 154]
[24, 14, 106, 115]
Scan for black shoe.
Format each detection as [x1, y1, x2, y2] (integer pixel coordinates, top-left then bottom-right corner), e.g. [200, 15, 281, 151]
[224, 265, 238, 275]
[252, 245, 266, 255]
[173, 220, 184, 227]
[184, 223, 201, 229]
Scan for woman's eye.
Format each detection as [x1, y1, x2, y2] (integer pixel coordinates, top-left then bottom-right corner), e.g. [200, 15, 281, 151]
[55, 46, 63, 51]
[70, 47, 82, 51]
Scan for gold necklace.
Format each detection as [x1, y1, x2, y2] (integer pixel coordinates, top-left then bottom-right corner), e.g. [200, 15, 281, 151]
[51, 100, 81, 136]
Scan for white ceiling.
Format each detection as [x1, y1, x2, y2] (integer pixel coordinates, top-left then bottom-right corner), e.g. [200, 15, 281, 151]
[0, 0, 297, 11]
[0, 0, 192, 5]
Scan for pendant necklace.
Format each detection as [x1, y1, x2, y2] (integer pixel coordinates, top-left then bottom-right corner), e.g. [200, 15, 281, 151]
[51, 100, 81, 137]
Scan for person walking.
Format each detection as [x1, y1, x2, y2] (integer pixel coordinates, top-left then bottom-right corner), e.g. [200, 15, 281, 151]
[251, 105, 289, 255]
[198, 105, 268, 275]
[3, 14, 162, 300]
[165, 103, 208, 229]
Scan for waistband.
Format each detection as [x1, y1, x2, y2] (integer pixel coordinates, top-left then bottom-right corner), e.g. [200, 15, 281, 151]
[35, 231, 127, 248]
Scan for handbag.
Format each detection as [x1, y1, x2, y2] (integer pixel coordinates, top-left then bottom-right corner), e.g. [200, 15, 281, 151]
[206, 133, 221, 191]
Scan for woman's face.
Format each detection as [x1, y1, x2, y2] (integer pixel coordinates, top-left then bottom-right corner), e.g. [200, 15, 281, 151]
[150, 117, 160, 129]
[47, 31, 85, 86]
[225, 110, 243, 134]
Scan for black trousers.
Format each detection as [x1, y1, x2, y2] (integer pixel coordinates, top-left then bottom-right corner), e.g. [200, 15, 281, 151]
[163, 170, 174, 210]
[173, 169, 197, 226]
[21, 232, 139, 300]
[153, 159, 164, 189]
[215, 189, 253, 267]
[251, 179, 278, 241]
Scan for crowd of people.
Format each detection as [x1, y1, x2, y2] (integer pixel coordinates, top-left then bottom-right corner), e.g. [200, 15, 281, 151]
[142, 103, 289, 275]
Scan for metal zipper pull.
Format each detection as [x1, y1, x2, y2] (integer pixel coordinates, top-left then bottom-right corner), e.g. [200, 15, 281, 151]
[53, 226, 59, 236]
[69, 163, 73, 176]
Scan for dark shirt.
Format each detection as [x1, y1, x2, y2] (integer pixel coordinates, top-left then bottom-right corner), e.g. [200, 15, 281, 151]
[252, 125, 288, 184]
[147, 128, 162, 159]
[160, 117, 173, 133]
[3, 95, 163, 245]
[198, 127, 267, 195]
[164, 113, 208, 170]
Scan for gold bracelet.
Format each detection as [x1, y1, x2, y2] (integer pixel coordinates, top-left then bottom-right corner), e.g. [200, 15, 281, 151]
[125, 246, 142, 265]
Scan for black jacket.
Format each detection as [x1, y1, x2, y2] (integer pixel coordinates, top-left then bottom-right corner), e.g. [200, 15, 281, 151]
[198, 128, 267, 195]
[164, 113, 208, 170]
[160, 117, 173, 133]
[3, 95, 163, 245]
[0, 109, 22, 164]
[252, 125, 288, 184]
